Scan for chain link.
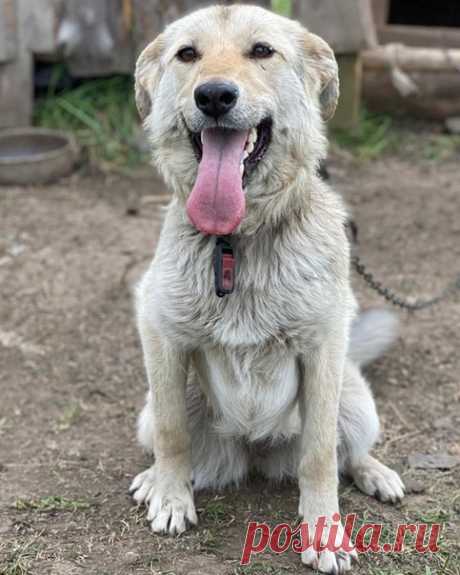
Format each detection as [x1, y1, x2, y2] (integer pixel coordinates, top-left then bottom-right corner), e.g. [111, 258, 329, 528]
[351, 254, 460, 312]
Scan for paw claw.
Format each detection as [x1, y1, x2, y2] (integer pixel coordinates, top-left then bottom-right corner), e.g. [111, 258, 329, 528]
[351, 456, 405, 505]
[131, 466, 197, 537]
[300, 516, 354, 574]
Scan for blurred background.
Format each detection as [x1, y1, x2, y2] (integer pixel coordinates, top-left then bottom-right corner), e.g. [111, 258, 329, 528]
[1, 0, 460, 168]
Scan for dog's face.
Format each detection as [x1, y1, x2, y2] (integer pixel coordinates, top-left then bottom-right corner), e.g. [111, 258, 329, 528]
[136, 5, 339, 235]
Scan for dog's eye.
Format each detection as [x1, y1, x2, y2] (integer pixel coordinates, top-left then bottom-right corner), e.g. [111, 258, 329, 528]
[250, 43, 275, 59]
[177, 46, 198, 63]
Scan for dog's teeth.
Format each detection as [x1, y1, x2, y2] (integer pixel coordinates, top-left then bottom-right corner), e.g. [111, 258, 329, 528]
[243, 150, 249, 160]
[248, 128, 257, 145]
[246, 142, 255, 155]
[240, 163, 244, 175]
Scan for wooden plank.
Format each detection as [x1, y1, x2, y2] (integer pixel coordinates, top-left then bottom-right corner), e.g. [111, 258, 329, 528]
[364, 70, 460, 120]
[370, 0, 389, 28]
[0, 56, 33, 128]
[23, 0, 57, 54]
[378, 25, 460, 49]
[363, 45, 460, 72]
[0, 0, 18, 62]
[133, 0, 269, 54]
[133, 0, 196, 52]
[56, 0, 133, 76]
[0, 0, 32, 127]
[293, 0, 377, 54]
[331, 54, 362, 130]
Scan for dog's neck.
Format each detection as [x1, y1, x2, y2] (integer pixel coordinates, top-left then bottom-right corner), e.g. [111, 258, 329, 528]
[237, 166, 316, 236]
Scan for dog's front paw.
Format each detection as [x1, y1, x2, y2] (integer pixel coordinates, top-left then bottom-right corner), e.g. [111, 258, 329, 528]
[130, 466, 197, 535]
[302, 546, 356, 574]
[299, 513, 357, 574]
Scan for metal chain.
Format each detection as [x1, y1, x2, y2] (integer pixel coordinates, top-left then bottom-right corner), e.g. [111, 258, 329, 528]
[351, 254, 460, 312]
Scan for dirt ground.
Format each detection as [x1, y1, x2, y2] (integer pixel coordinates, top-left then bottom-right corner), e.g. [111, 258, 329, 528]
[1, 123, 459, 575]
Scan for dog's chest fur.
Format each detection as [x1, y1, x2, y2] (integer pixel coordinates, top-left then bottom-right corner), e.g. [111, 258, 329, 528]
[138, 198, 352, 439]
[193, 341, 300, 441]
[142, 202, 349, 347]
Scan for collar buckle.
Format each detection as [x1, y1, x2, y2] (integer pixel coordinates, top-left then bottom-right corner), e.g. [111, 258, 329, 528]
[214, 237, 235, 297]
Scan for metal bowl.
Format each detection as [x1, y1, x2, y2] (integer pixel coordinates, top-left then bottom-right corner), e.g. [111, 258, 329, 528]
[0, 128, 79, 185]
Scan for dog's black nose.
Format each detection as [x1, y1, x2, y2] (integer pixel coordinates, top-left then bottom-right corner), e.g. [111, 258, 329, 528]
[194, 81, 239, 118]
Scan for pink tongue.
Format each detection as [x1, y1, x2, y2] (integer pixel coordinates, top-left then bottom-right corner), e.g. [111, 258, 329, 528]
[186, 128, 249, 236]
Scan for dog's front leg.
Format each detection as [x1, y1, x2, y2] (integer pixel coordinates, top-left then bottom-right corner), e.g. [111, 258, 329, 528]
[298, 333, 357, 573]
[130, 319, 197, 535]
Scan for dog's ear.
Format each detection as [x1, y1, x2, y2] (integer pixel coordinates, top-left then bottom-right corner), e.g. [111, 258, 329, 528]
[135, 34, 165, 121]
[300, 32, 339, 122]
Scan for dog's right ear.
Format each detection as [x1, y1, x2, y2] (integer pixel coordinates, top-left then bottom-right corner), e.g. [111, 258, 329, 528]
[135, 34, 165, 121]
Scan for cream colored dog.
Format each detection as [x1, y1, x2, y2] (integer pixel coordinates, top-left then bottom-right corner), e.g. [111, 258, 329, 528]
[130, 5, 404, 573]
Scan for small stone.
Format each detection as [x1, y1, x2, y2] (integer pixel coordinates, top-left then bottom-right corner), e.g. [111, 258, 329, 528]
[445, 117, 460, 134]
[123, 551, 140, 565]
[50, 561, 80, 575]
[0, 518, 12, 534]
[408, 452, 460, 470]
[433, 416, 452, 430]
[403, 479, 426, 494]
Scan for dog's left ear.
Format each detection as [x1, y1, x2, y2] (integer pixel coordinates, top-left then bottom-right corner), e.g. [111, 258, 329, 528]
[300, 32, 340, 122]
[135, 34, 165, 121]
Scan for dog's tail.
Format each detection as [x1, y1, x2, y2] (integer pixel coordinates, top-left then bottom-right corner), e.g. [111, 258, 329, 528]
[349, 309, 399, 367]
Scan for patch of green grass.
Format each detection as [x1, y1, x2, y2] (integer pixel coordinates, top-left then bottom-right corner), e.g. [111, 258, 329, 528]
[419, 134, 460, 162]
[332, 109, 396, 160]
[199, 528, 221, 552]
[369, 570, 405, 575]
[34, 73, 145, 169]
[204, 498, 229, 523]
[416, 507, 451, 525]
[0, 538, 41, 575]
[271, 0, 292, 17]
[56, 402, 82, 431]
[14, 495, 91, 513]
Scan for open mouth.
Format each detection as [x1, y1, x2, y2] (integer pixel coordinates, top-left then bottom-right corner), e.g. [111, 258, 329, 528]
[189, 118, 272, 185]
[185, 119, 272, 236]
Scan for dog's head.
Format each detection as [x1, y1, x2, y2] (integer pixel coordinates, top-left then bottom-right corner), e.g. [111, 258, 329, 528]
[136, 5, 339, 236]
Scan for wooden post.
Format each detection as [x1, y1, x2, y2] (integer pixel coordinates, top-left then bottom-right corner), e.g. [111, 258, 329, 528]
[0, 0, 17, 62]
[293, 0, 376, 130]
[331, 54, 363, 130]
[0, 0, 33, 128]
[371, 0, 389, 29]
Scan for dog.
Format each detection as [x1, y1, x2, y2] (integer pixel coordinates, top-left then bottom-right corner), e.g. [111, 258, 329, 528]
[129, 5, 404, 573]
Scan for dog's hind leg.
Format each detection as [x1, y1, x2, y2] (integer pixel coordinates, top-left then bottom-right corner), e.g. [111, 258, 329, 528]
[139, 375, 249, 491]
[186, 376, 249, 490]
[251, 434, 300, 482]
[338, 361, 405, 503]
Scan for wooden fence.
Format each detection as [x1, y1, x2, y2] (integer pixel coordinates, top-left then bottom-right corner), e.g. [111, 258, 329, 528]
[0, 0, 374, 128]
